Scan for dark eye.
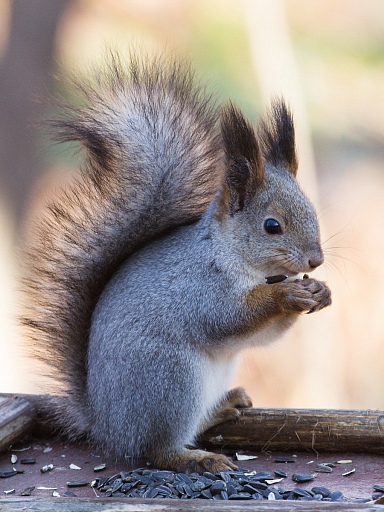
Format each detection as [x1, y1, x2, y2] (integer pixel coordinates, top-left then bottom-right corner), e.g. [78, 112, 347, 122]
[264, 218, 282, 234]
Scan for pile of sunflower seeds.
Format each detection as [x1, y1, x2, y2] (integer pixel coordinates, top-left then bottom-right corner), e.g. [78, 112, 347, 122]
[89, 468, 357, 502]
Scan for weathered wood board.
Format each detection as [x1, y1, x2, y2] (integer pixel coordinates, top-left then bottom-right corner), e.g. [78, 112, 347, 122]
[0, 397, 35, 453]
[0, 496, 384, 511]
[200, 407, 384, 454]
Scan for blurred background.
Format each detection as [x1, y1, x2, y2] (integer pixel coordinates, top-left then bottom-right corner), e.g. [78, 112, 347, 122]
[0, 0, 383, 410]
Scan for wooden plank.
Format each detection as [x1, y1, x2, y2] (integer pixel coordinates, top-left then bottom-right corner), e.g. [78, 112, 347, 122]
[0, 497, 382, 512]
[0, 396, 35, 452]
[1, 394, 384, 454]
[200, 408, 384, 454]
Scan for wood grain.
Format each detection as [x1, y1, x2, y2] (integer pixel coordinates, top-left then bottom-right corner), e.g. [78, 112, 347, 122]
[0, 396, 35, 452]
[200, 407, 384, 454]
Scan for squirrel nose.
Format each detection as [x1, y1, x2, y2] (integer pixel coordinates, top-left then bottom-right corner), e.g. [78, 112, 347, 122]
[308, 252, 324, 269]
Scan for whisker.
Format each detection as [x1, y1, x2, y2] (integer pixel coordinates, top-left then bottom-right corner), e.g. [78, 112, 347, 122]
[322, 260, 349, 286]
[323, 250, 358, 267]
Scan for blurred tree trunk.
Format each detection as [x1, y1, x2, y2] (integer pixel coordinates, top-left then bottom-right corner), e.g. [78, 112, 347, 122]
[0, 0, 69, 231]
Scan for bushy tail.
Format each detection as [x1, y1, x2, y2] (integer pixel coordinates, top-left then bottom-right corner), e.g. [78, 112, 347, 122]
[22, 52, 224, 437]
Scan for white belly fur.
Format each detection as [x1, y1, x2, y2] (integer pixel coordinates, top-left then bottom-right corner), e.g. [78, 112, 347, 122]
[198, 318, 295, 428]
[201, 353, 240, 419]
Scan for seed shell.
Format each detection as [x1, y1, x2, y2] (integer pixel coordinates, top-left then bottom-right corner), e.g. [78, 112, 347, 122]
[93, 463, 106, 472]
[40, 464, 54, 473]
[19, 486, 35, 496]
[236, 453, 257, 461]
[314, 464, 333, 473]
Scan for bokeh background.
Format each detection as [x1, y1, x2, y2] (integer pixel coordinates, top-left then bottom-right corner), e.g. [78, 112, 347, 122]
[1, 0, 383, 410]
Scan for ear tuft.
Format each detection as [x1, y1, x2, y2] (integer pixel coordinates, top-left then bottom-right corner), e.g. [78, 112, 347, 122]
[257, 98, 298, 175]
[221, 102, 264, 212]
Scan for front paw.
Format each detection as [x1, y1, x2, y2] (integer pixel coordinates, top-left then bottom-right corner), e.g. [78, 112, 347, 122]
[275, 279, 331, 314]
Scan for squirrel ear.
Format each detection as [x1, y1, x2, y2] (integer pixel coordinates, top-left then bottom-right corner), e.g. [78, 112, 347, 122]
[257, 98, 298, 176]
[221, 102, 264, 212]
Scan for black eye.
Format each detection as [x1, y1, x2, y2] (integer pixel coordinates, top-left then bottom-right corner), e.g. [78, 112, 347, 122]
[264, 218, 282, 234]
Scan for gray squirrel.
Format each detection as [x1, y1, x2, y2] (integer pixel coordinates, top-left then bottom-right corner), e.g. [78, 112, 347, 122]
[23, 52, 331, 473]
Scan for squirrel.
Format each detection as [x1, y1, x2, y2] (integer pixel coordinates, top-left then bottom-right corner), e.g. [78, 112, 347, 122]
[22, 51, 331, 474]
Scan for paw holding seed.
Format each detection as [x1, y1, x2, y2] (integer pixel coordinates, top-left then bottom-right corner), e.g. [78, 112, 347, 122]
[266, 274, 331, 314]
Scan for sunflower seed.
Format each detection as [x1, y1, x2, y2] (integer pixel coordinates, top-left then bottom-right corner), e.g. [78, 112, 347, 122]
[210, 481, 227, 494]
[20, 458, 36, 464]
[201, 489, 213, 499]
[228, 492, 252, 500]
[329, 490, 344, 501]
[66, 481, 90, 488]
[0, 470, 17, 478]
[292, 473, 314, 483]
[293, 488, 313, 498]
[265, 275, 287, 284]
[311, 486, 331, 498]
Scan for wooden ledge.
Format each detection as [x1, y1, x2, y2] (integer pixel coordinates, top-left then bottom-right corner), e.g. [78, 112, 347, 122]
[1, 393, 383, 455]
[200, 407, 384, 454]
[0, 497, 383, 512]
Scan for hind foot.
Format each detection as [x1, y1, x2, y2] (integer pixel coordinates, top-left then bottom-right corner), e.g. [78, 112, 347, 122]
[154, 448, 237, 474]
